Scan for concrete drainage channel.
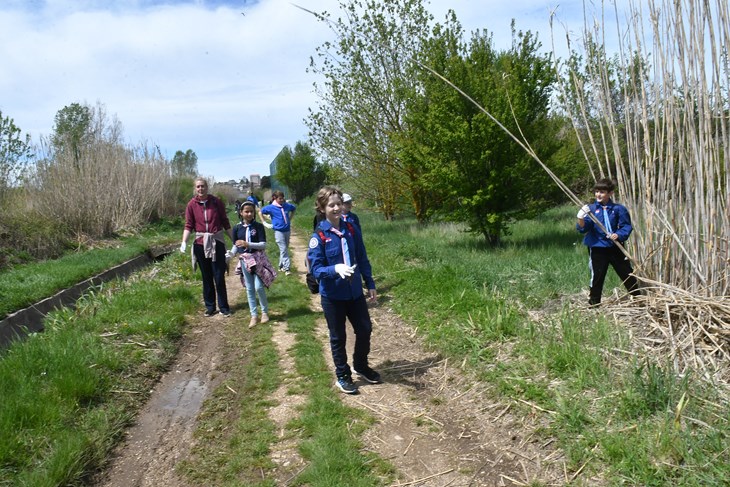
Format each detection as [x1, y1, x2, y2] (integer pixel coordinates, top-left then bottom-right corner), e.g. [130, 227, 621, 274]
[0, 245, 176, 348]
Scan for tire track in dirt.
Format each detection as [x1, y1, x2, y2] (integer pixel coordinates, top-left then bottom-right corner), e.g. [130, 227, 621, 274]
[93, 270, 244, 487]
[288, 231, 566, 486]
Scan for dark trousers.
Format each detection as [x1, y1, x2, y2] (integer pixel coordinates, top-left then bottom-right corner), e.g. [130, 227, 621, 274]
[320, 294, 372, 378]
[588, 246, 641, 305]
[194, 241, 230, 313]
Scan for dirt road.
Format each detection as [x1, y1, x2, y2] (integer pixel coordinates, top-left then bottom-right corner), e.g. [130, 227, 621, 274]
[94, 231, 567, 486]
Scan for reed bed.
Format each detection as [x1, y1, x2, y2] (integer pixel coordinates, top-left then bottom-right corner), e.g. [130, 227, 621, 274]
[28, 104, 175, 238]
[556, 0, 730, 387]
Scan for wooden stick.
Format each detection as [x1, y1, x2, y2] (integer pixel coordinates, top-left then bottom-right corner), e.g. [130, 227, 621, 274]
[390, 469, 454, 486]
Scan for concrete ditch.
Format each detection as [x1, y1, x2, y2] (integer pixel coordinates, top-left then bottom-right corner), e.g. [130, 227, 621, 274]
[0, 245, 175, 348]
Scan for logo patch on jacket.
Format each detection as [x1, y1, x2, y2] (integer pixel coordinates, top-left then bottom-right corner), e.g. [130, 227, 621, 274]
[309, 237, 319, 249]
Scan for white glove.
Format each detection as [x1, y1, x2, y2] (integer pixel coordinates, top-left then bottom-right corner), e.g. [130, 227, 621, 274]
[180, 241, 187, 253]
[263, 221, 273, 229]
[577, 205, 590, 219]
[334, 264, 354, 279]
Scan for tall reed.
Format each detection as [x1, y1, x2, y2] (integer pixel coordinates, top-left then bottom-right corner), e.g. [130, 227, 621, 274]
[554, 0, 730, 382]
[28, 105, 175, 238]
[557, 0, 729, 296]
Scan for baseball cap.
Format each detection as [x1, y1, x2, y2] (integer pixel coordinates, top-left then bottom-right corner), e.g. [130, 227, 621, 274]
[342, 193, 352, 203]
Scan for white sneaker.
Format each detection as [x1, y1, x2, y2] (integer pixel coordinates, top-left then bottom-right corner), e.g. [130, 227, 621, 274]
[260, 313, 270, 323]
[249, 316, 258, 328]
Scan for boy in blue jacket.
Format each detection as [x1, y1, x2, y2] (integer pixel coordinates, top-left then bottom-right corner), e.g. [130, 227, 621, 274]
[577, 178, 641, 306]
[259, 190, 296, 275]
[341, 193, 361, 230]
[308, 186, 380, 394]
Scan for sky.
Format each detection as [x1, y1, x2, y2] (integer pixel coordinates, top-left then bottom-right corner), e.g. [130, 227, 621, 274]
[1, 0, 601, 183]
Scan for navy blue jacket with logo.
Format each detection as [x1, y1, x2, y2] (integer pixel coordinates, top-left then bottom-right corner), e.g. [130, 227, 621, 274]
[307, 219, 375, 300]
[576, 200, 633, 248]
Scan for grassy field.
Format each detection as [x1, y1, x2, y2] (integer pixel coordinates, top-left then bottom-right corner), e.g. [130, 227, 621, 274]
[1, 204, 728, 486]
[0, 213, 389, 487]
[292, 203, 729, 486]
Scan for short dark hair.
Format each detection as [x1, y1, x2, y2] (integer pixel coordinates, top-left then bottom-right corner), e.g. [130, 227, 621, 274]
[593, 178, 616, 192]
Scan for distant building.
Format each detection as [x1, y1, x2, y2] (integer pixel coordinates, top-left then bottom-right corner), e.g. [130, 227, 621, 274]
[269, 150, 289, 195]
[250, 174, 261, 188]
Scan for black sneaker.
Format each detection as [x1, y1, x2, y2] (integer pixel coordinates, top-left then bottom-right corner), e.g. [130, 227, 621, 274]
[354, 367, 382, 384]
[335, 375, 358, 394]
[219, 310, 231, 317]
[204, 309, 216, 317]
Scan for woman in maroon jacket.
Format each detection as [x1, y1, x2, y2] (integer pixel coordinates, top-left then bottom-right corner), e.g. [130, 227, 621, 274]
[180, 177, 234, 316]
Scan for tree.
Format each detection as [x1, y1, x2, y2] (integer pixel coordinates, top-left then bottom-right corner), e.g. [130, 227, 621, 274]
[407, 24, 558, 244]
[51, 103, 92, 166]
[170, 149, 198, 176]
[31, 102, 173, 237]
[0, 110, 33, 197]
[307, 0, 434, 219]
[273, 141, 326, 203]
[260, 175, 271, 189]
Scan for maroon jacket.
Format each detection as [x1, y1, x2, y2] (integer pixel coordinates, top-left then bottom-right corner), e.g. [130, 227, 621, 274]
[184, 195, 231, 245]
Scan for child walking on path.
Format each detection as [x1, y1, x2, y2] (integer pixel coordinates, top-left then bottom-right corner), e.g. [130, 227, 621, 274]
[230, 201, 276, 328]
[576, 178, 641, 306]
[341, 193, 361, 230]
[259, 190, 296, 275]
[307, 186, 380, 394]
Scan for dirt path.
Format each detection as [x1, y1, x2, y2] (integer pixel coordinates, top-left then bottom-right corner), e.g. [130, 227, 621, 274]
[93, 271, 244, 487]
[95, 231, 567, 486]
[287, 232, 565, 486]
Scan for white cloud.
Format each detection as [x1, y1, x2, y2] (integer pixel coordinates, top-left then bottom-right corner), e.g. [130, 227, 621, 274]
[1, 0, 614, 181]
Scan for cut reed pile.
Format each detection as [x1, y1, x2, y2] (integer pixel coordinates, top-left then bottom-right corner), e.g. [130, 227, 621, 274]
[555, 0, 730, 390]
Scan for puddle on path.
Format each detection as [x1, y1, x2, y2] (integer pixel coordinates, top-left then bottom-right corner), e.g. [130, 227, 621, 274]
[160, 377, 207, 419]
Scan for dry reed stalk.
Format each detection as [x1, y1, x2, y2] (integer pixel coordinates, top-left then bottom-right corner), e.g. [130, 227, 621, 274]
[30, 114, 175, 239]
[552, 0, 730, 390]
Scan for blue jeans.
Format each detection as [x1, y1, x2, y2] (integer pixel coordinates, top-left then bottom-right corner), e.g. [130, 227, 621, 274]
[320, 294, 372, 378]
[193, 241, 230, 313]
[274, 230, 291, 271]
[242, 265, 269, 317]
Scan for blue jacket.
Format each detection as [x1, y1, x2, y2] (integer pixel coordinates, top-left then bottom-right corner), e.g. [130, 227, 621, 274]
[232, 220, 266, 253]
[577, 200, 633, 248]
[261, 202, 296, 232]
[307, 219, 375, 300]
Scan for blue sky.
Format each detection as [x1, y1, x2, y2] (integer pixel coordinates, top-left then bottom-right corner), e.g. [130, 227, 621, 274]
[1, 0, 599, 182]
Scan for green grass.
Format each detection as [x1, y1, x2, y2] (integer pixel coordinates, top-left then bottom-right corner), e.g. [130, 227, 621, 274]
[281, 269, 394, 487]
[293, 202, 730, 486]
[0, 251, 199, 486]
[0, 218, 182, 319]
[178, 311, 281, 486]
